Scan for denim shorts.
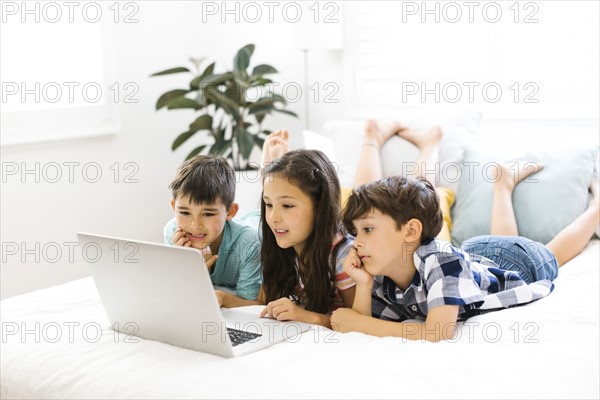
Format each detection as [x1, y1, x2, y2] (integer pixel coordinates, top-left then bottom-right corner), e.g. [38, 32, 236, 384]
[461, 235, 559, 284]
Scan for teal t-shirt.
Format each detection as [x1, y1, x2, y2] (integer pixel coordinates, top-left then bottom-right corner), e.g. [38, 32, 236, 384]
[163, 217, 261, 300]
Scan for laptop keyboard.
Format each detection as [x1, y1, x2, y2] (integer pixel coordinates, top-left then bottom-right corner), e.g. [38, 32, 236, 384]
[226, 327, 262, 346]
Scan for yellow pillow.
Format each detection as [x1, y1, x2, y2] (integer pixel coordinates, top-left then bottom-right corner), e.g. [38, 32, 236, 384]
[340, 186, 455, 242]
[435, 187, 455, 242]
[341, 187, 353, 208]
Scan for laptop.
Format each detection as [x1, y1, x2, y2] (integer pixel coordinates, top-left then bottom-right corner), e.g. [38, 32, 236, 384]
[77, 232, 312, 357]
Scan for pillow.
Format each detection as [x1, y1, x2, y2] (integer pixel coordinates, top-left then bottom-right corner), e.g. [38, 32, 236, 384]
[321, 111, 482, 191]
[451, 145, 599, 246]
[436, 187, 455, 243]
[340, 187, 352, 207]
[302, 129, 337, 163]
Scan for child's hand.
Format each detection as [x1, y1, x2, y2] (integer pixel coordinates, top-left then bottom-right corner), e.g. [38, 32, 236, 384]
[202, 246, 218, 272]
[259, 298, 305, 321]
[330, 308, 365, 333]
[173, 228, 217, 270]
[343, 248, 373, 286]
[172, 227, 192, 247]
[214, 290, 225, 307]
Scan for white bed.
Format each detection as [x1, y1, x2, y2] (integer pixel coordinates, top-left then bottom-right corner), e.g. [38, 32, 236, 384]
[1, 239, 598, 399]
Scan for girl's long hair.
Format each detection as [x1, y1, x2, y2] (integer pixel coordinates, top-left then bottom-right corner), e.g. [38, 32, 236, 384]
[260, 150, 343, 314]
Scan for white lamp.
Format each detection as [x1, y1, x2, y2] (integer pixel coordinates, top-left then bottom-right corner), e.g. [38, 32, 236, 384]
[255, 3, 344, 129]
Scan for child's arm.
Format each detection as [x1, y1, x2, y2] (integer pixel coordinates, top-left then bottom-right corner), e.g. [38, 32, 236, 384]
[258, 298, 331, 327]
[339, 286, 357, 309]
[342, 247, 373, 316]
[216, 287, 263, 308]
[352, 282, 373, 316]
[331, 305, 459, 342]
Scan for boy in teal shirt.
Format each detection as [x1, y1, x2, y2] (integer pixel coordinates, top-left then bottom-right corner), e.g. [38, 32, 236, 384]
[164, 155, 261, 300]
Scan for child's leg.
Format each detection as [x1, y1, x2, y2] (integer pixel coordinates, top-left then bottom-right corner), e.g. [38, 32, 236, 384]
[261, 129, 289, 167]
[462, 235, 558, 283]
[354, 121, 443, 187]
[545, 178, 600, 267]
[397, 125, 443, 187]
[354, 120, 402, 187]
[490, 162, 544, 236]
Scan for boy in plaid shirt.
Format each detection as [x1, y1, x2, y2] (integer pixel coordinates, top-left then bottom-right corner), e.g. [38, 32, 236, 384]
[331, 166, 599, 342]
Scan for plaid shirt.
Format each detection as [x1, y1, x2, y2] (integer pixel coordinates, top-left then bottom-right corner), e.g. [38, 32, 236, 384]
[372, 239, 554, 321]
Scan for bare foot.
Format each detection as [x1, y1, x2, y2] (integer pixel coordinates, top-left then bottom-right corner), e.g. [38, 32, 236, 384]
[364, 119, 403, 149]
[262, 129, 289, 166]
[495, 161, 544, 191]
[397, 125, 443, 150]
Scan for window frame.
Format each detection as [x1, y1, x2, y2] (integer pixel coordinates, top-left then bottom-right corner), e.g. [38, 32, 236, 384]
[342, 1, 599, 120]
[1, 20, 120, 147]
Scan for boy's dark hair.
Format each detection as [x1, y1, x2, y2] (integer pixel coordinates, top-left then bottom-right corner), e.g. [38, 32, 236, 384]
[342, 176, 443, 242]
[260, 149, 344, 314]
[169, 155, 235, 208]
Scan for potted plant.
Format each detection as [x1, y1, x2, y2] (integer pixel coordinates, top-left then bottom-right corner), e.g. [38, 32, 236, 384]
[151, 44, 297, 170]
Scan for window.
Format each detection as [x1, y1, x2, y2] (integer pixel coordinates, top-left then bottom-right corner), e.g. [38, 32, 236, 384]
[1, 11, 120, 146]
[345, 1, 599, 119]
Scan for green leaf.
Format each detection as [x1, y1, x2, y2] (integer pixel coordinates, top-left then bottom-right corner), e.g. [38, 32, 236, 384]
[234, 49, 250, 75]
[241, 44, 255, 58]
[185, 145, 207, 160]
[273, 108, 299, 118]
[251, 64, 278, 77]
[166, 97, 202, 110]
[271, 93, 287, 104]
[189, 115, 213, 132]
[248, 103, 275, 115]
[156, 89, 189, 110]
[210, 136, 232, 156]
[235, 127, 255, 160]
[202, 72, 235, 86]
[150, 67, 190, 77]
[206, 87, 240, 120]
[203, 62, 216, 75]
[172, 131, 195, 151]
[224, 81, 244, 105]
[248, 96, 273, 107]
[190, 62, 216, 89]
[213, 126, 226, 141]
[247, 77, 274, 86]
[252, 135, 265, 148]
[248, 96, 280, 115]
[194, 90, 207, 106]
[255, 113, 266, 124]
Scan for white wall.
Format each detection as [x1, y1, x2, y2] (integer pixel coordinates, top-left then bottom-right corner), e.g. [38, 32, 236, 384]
[2, 2, 597, 299]
[0, 1, 344, 299]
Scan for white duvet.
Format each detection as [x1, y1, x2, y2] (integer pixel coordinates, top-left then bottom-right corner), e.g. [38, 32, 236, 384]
[2, 240, 598, 399]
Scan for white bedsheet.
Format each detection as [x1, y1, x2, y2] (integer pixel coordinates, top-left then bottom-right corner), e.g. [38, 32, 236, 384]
[2, 240, 599, 399]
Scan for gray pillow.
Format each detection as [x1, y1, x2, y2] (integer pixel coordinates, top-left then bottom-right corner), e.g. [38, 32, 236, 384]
[451, 145, 599, 246]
